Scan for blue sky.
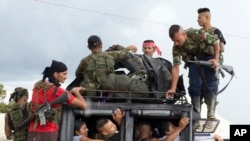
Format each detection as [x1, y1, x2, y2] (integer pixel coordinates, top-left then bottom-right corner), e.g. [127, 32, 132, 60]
[0, 0, 250, 124]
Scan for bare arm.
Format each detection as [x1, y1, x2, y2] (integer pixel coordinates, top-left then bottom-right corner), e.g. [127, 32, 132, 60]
[214, 42, 220, 61]
[165, 64, 180, 98]
[220, 42, 225, 53]
[161, 118, 189, 141]
[70, 87, 87, 109]
[209, 42, 220, 69]
[4, 114, 13, 140]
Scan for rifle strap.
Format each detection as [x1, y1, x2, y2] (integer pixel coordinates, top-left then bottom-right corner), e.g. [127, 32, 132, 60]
[52, 86, 59, 97]
[216, 68, 234, 95]
[196, 64, 212, 94]
[197, 64, 234, 95]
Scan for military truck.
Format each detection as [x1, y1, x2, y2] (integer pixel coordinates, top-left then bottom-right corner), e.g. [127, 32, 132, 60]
[60, 91, 193, 141]
[60, 53, 224, 141]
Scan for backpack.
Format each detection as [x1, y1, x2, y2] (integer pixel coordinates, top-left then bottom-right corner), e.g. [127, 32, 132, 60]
[81, 52, 115, 95]
[112, 54, 186, 101]
[8, 102, 30, 141]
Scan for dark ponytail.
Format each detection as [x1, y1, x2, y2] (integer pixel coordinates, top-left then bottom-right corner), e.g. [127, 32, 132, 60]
[9, 87, 28, 103]
[41, 60, 68, 87]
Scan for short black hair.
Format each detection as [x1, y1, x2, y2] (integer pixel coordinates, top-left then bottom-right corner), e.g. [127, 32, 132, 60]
[74, 120, 86, 135]
[197, 7, 210, 14]
[96, 118, 109, 130]
[159, 120, 178, 136]
[143, 40, 154, 43]
[169, 24, 181, 39]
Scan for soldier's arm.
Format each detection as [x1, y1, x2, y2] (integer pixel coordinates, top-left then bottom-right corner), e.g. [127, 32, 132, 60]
[70, 87, 87, 110]
[107, 45, 132, 61]
[4, 113, 13, 140]
[213, 42, 220, 60]
[75, 59, 87, 78]
[203, 32, 220, 68]
[211, 40, 220, 69]
[166, 47, 181, 98]
[166, 64, 180, 98]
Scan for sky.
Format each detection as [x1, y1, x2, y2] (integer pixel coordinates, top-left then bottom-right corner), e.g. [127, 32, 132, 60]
[0, 0, 250, 124]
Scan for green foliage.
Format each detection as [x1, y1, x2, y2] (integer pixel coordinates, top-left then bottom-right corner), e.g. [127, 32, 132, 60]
[0, 84, 10, 113]
[0, 102, 12, 113]
[0, 83, 7, 103]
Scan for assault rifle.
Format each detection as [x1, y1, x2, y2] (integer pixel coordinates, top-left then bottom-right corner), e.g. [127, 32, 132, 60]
[10, 92, 69, 136]
[188, 60, 235, 94]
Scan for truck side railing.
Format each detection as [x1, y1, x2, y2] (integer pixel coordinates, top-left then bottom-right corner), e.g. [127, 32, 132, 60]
[60, 90, 193, 141]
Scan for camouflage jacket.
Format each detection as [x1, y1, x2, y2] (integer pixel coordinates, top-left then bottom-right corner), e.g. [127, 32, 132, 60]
[172, 28, 220, 65]
[75, 45, 131, 89]
[201, 26, 226, 63]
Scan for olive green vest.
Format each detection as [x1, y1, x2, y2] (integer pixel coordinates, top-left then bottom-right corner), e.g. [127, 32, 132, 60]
[8, 103, 29, 141]
[32, 81, 62, 128]
[81, 52, 115, 92]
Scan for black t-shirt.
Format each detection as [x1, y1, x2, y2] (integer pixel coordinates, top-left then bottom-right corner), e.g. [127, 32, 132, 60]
[214, 28, 226, 44]
[107, 132, 121, 141]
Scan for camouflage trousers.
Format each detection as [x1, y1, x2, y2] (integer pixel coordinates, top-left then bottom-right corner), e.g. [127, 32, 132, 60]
[101, 73, 149, 98]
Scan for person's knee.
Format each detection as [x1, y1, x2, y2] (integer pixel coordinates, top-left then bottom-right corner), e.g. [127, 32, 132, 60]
[188, 87, 201, 97]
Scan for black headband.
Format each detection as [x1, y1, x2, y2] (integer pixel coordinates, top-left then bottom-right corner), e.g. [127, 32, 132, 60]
[50, 60, 67, 73]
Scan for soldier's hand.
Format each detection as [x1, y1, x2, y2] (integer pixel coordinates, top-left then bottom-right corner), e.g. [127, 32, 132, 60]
[166, 89, 175, 99]
[209, 59, 219, 69]
[126, 45, 137, 53]
[71, 86, 85, 95]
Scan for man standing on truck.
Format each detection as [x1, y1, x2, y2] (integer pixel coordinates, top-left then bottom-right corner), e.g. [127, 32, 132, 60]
[165, 24, 220, 122]
[197, 7, 227, 120]
[197, 8, 226, 64]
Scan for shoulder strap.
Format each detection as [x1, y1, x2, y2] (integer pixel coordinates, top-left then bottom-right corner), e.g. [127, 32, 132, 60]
[216, 66, 235, 95]
[52, 86, 59, 97]
[197, 64, 235, 95]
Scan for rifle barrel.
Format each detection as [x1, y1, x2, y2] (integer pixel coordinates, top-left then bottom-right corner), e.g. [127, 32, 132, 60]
[188, 60, 212, 66]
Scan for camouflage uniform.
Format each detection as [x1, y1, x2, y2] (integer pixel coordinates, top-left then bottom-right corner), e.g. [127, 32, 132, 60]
[75, 45, 148, 97]
[201, 27, 226, 63]
[200, 27, 226, 118]
[172, 28, 219, 118]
